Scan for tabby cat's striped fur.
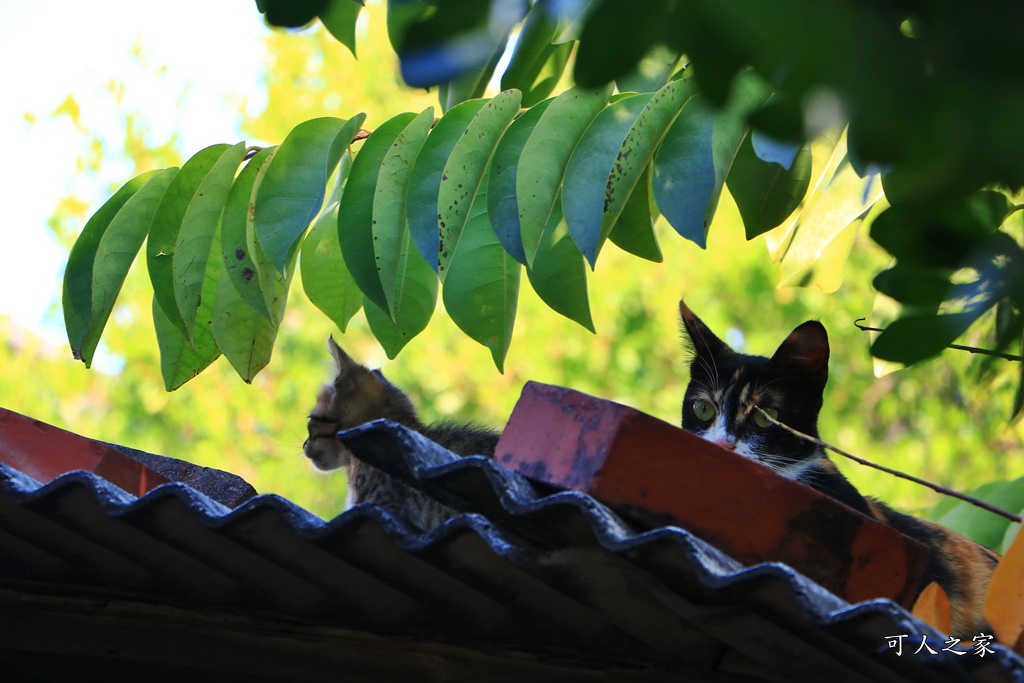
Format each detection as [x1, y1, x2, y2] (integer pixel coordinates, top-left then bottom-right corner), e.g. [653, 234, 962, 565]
[304, 337, 500, 529]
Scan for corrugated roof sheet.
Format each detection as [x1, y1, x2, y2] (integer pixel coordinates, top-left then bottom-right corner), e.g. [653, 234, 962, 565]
[2, 419, 1023, 682]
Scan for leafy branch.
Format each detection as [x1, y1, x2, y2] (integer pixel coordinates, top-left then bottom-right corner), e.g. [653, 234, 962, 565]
[854, 319, 1024, 363]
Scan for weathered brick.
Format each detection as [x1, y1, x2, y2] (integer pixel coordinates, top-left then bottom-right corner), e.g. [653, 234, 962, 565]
[496, 381, 928, 607]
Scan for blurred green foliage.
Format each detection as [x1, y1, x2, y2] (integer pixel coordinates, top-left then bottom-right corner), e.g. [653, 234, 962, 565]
[5, 4, 1024, 546]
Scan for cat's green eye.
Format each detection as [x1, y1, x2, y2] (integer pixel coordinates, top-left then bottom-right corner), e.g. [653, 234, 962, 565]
[692, 399, 717, 422]
[753, 406, 778, 428]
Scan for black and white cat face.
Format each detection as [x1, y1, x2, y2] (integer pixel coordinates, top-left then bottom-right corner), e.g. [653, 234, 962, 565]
[679, 299, 830, 481]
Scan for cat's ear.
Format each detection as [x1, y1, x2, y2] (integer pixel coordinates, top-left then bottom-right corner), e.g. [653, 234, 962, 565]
[679, 299, 734, 362]
[771, 321, 829, 389]
[327, 336, 358, 375]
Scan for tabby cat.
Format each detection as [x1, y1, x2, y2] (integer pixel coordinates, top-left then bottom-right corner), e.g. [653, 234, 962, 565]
[678, 298, 999, 637]
[304, 337, 500, 529]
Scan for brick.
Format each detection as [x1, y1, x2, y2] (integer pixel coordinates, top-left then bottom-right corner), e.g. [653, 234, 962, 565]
[495, 382, 929, 608]
[0, 407, 256, 507]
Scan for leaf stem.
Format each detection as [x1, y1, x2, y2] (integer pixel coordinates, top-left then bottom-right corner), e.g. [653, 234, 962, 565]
[854, 318, 1024, 362]
[753, 407, 1024, 524]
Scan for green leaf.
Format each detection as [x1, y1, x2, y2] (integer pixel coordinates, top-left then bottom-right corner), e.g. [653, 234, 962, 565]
[650, 96, 717, 248]
[362, 248, 437, 359]
[779, 157, 884, 289]
[442, 193, 521, 371]
[727, 131, 812, 239]
[173, 142, 247, 343]
[437, 89, 521, 280]
[373, 108, 434, 319]
[527, 194, 594, 332]
[153, 231, 223, 391]
[212, 267, 281, 384]
[338, 111, 417, 312]
[318, 0, 362, 57]
[64, 169, 174, 367]
[653, 73, 771, 248]
[221, 147, 277, 320]
[256, 115, 365, 273]
[300, 170, 363, 333]
[592, 78, 693, 264]
[871, 190, 1013, 269]
[562, 93, 651, 266]
[873, 265, 954, 306]
[407, 98, 488, 268]
[214, 203, 299, 384]
[937, 478, 1024, 551]
[762, 128, 844, 262]
[487, 96, 553, 265]
[607, 163, 662, 262]
[518, 84, 613, 267]
[871, 310, 989, 365]
[148, 144, 232, 335]
[500, 3, 573, 107]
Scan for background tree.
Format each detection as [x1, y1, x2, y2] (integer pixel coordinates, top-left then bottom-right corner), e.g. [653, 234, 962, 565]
[34, 0, 1024, 543]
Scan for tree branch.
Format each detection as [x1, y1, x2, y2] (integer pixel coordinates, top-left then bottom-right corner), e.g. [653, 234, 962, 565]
[753, 407, 1024, 524]
[854, 318, 1024, 362]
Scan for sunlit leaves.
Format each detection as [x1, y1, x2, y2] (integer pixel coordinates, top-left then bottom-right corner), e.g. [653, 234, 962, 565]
[374, 108, 434, 318]
[653, 74, 770, 249]
[727, 132, 811, 240]
[301, 194, 363, 333]
[517, 84, 613, 266]
[66, 79, 895, 383]
[221, 147, 277, 319]
[338, 111, 416, 313]
[487, 96, 553, 264]
[406, 98, 488, 268]
[437, 89, 521, 278]
[64, 169, 176, 367]
[255, 116, 364, 273]
[443, 202, 521, 371]
[147, 144, 231, 335]
[174, 142, 247, 343]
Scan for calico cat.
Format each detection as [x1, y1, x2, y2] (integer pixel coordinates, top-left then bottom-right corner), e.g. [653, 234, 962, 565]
[677, 298, 999, 637]
[304, 337, 501, 529]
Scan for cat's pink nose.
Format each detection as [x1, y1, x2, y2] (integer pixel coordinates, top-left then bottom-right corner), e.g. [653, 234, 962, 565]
[713, 439, 736, 451]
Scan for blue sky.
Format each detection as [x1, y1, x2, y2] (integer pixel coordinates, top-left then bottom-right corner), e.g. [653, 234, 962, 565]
[0, 2, 268, 345]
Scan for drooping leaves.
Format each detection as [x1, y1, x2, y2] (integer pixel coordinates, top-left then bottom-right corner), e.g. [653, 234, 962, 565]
[652, 74, 770, 249]
[173, 142, 248, 343]
[256, 115, 365, 274]
[338, 111, 417, 313]
[318, 0, 363, 58]
[526, 193, 594, 332]
[727, 131, 811, 240]
[406, 98, 488, 268]
[147, 144, 232, 335]
[517, 84, 613, 266]
[487, 96, 554, 265]
[221, 147, 278, 320]
[300, 154, 363, 333]
[437, 89, 522, 279]
[153, 231, 224, 391]
[442, 177, 521, 371]
[64, 168, 177, 367]
[561, 93, 660, 267]
[373, 108, 435, 319]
